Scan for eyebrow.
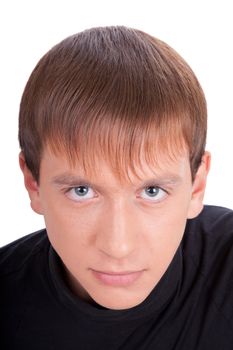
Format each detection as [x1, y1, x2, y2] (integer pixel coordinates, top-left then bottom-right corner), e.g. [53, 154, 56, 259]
[51, 173, 182, 190]
[140, 176, 182, 188]
[52, 174, 97, 187]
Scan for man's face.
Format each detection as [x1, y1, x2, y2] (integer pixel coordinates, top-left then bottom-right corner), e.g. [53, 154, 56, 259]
[21, 147, 209, 310]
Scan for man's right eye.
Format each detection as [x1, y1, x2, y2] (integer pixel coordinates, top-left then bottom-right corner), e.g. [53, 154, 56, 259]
[66, 186, 96, 202]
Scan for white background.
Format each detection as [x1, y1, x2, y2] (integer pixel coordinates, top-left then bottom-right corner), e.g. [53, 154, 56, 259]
[0, 0, 232, 246]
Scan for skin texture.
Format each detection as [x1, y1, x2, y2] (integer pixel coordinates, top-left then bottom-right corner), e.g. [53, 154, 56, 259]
[19, 148, 210, 310]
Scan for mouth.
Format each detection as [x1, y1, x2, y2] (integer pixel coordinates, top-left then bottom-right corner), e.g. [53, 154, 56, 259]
[90, 269, 144, 287]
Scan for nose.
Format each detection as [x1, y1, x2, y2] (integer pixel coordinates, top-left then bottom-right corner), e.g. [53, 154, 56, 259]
[95, 199, 138, 259]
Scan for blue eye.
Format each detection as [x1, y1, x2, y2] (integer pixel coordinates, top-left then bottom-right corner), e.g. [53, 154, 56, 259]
[145, 186, 160, 197]
[140, 186, 167, 202]
[74, 186, 89, 196]
[66, 186, 96, 202]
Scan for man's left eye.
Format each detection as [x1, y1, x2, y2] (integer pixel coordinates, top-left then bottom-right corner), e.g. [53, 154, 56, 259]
[140, 186, 167, 201]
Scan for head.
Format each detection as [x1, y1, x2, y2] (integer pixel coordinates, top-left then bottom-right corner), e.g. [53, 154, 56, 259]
[19, 26, 210, 310]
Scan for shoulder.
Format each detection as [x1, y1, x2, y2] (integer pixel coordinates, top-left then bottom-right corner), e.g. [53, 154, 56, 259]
[183, 205, 233, 324]
[0, 230, 53, 337]
[197, 204, 233, 231]
[0, 229, 49, 276]
[184, 205, 233, 248]
[183, 204, 233, 280]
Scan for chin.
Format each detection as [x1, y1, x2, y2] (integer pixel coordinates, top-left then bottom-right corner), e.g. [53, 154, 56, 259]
[90, 291, 148, 310]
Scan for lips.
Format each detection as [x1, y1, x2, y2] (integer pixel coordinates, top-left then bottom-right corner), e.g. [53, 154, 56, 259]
[91, 269, 144, 287]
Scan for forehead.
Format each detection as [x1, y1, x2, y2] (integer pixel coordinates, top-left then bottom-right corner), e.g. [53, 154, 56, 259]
[40, 146, 191, 188]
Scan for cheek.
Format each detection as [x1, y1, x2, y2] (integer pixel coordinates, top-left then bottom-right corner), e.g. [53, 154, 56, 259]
[44, 207, 97, 274]
[141, 201, 189, 256]
[40, 193, 98, 254]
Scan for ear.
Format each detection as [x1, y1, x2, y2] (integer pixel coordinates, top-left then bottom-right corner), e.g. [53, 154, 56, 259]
[19, 152, 43, 215]
[187, 151, 211, 219]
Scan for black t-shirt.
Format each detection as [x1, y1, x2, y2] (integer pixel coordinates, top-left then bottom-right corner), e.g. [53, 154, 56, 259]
[1, 205, 233, 349]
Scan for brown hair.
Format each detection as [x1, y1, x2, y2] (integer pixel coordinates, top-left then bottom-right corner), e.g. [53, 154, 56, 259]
[19, 26, 207, 183]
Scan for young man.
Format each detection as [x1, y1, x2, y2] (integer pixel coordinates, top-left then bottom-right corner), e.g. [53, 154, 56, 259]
[1, 26, 233, 349]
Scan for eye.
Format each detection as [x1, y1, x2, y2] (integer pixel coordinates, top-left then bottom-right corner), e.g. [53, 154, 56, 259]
[66, 186, 96, 202]
[139, 186, 167, 202]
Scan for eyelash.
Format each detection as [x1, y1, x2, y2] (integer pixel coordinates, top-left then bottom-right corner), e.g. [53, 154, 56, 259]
[64, 185, 96, 202]
[139, 186, 168, 202]
[64, 185, 169, 203]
